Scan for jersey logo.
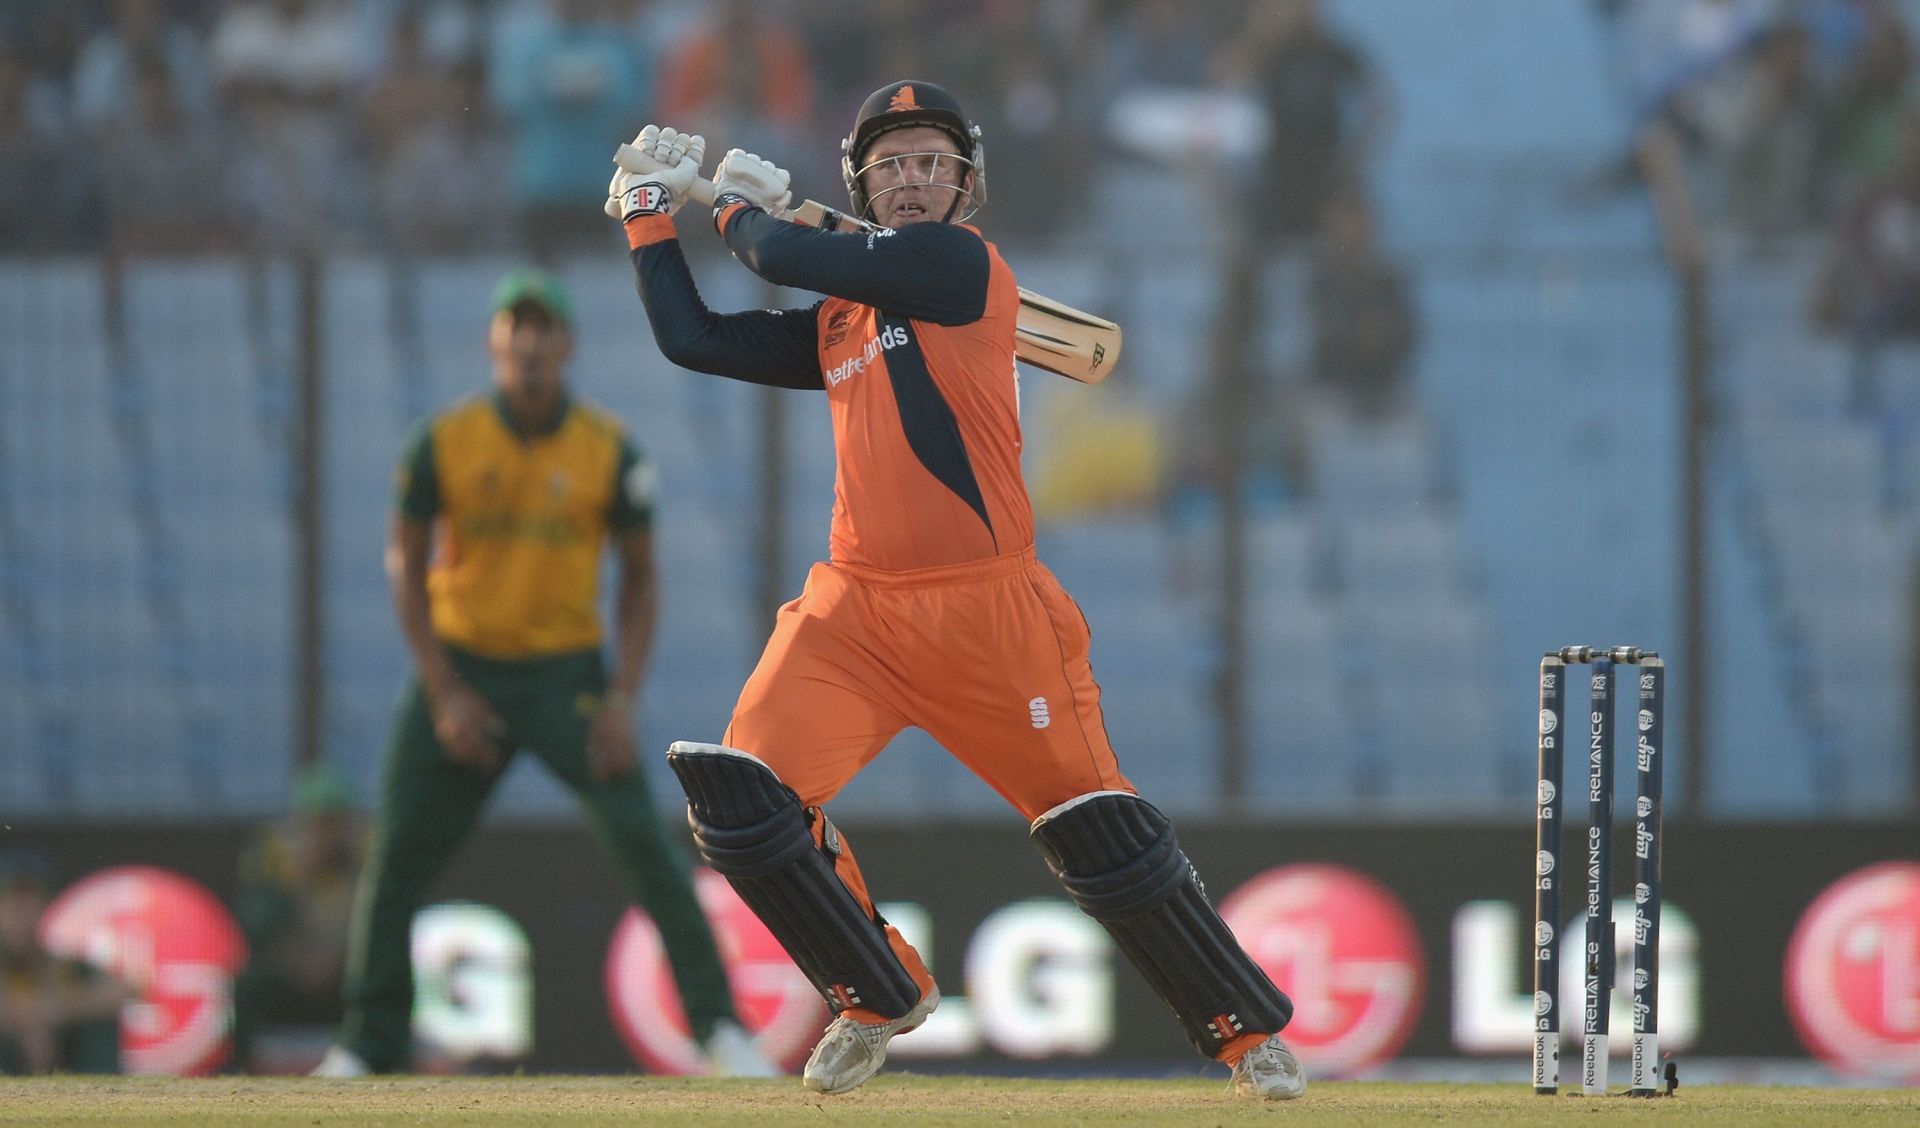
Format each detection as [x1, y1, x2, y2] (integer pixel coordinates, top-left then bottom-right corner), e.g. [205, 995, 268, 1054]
[824, 324, 910, 387]
[889, 84, 919, 112]
[1029, 697, 1051, 729]
[823, 307, 856, 348]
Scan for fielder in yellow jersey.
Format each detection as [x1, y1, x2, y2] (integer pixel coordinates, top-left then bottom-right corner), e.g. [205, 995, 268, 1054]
[312, 269, 772, 1079]
[407, 383, 637, 658]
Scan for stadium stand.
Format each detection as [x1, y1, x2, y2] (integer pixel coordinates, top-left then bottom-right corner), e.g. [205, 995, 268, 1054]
[5, 0, 1916, 825]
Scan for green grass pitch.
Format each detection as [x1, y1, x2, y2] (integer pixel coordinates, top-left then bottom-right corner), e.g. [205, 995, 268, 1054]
[0, 1076, 1915, 1126]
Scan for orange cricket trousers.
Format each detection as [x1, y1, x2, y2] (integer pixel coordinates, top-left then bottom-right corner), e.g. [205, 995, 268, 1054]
[722, 545, 1136, 1014]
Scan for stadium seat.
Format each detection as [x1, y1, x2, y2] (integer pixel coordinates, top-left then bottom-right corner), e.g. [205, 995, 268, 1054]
[1243, 595, 1359, 803]
[1036, 517, 1171, 596]
[1244, 678, 1360, 805]
[127, 264, 282, 528]
[1004, 255, 1104, 324]
[1809, 682, 1912, 815]
[0, 263, 111, 421]
[1092, 680, 1220, 817]
[1368, 685, 1502, 812]
[0, 684, 53, 815]
[3, 404, 121, 532]
[1341, 598, 1496, 682]
[652, 514, 755, 603]
[1327, 511, 1473, 597]
[1247, 595, 1346, 681]
[205, 716, 295, 812]
[1725, 336, 1852, 424]
[1072, 599, 1176, 687]
[1745, 427, 1881, 511]
[66, 680, 195, 814]
[1792, 601, 1905, 686]
[1763, 511, 1905, 614]
[1307, 416, 1439, 514]
[1247, 513, 1325, 599]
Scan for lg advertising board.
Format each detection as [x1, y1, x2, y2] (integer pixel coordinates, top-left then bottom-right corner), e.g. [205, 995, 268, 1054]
[16, 821, 1918, 1080]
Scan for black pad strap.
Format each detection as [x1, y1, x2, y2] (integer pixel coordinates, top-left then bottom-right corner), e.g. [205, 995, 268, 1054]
[667, 743, 919, 1019]
[1032, 791, 1293, 1055]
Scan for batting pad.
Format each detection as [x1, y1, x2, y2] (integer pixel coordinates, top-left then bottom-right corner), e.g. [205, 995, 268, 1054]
[666, 742, 921, 1019]
[1031, 790, 1293, 1056]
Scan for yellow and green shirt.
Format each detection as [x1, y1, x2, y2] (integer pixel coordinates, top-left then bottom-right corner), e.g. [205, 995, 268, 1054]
[396, 393, 653, 659]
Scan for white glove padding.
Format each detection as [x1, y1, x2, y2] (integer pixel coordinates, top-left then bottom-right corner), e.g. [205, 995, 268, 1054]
[605, 125, 707, 221]
[710, 149, 793, 216]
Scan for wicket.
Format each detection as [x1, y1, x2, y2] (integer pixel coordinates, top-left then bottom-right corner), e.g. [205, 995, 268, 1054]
[1532, 645, 1665, 1097]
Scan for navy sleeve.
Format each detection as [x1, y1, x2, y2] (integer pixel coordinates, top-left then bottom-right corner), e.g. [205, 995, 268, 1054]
[719, 208, 990, 327]
[631, 238, 824, 390]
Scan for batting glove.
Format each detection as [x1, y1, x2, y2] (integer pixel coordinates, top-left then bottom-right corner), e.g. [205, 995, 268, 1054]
[711, 149, 793, 221]
[606, 125, 707, 221]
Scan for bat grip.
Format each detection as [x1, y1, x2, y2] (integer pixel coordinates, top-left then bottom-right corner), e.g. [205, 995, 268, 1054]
[613, 142, 868, 233]
[614, 142, 717, 207]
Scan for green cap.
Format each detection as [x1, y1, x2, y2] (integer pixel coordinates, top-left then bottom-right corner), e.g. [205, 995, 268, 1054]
[491, 267, 573, 325]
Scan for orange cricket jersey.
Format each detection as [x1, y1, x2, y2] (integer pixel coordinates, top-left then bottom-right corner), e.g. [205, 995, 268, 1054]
[815, 229, 1032, 571]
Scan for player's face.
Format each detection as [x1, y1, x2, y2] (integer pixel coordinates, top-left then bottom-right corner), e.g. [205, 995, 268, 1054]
[860, 127, 974, 229]
[489, 304, 572, 397]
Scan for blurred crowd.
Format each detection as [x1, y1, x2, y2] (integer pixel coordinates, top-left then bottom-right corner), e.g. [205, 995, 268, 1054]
[5, 0, 1917, 397]
[1600, 0, 1920, 417]
[0, 0, 1421, 511]
[0, 0, 1395, 261]
[1609, 0, 1917, 244]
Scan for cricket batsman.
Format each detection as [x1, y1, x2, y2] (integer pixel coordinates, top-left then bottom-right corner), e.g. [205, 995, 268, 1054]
[608, 80, 1304, 1100]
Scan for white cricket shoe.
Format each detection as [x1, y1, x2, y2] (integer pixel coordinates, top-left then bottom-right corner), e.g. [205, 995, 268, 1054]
[310, 1045, 371, 1078]
[1229, 1033, 1307, 1100]
[801, 988, 940, 1095]
[704, 1018, 781, 1077]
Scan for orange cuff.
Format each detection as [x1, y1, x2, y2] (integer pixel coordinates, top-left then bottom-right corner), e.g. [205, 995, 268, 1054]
[711, 201, 747, 237]
[624, 213, 677, 249]
[1218, 1030, 1271, 1066]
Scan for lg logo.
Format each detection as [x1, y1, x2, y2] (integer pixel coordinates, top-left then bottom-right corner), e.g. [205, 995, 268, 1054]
[1219, 865, 1424, 1078]
[40, 867, 248, 1076]
[607, 871, 825, 1074]
[1785, 862, 1920, 1082]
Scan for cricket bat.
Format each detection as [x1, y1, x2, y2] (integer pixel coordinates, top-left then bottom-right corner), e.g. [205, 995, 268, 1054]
[616, 144, 1122, 384]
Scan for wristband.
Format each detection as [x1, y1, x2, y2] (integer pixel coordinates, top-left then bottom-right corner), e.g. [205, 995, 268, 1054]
[624, 212, 676, 249]
[620, 181, 675, 220]
[711, 193, 751, 236]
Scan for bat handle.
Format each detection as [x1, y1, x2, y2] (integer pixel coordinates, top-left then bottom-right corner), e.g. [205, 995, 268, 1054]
[612, 141, 867, 232]
[614, 142, 717, 207]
